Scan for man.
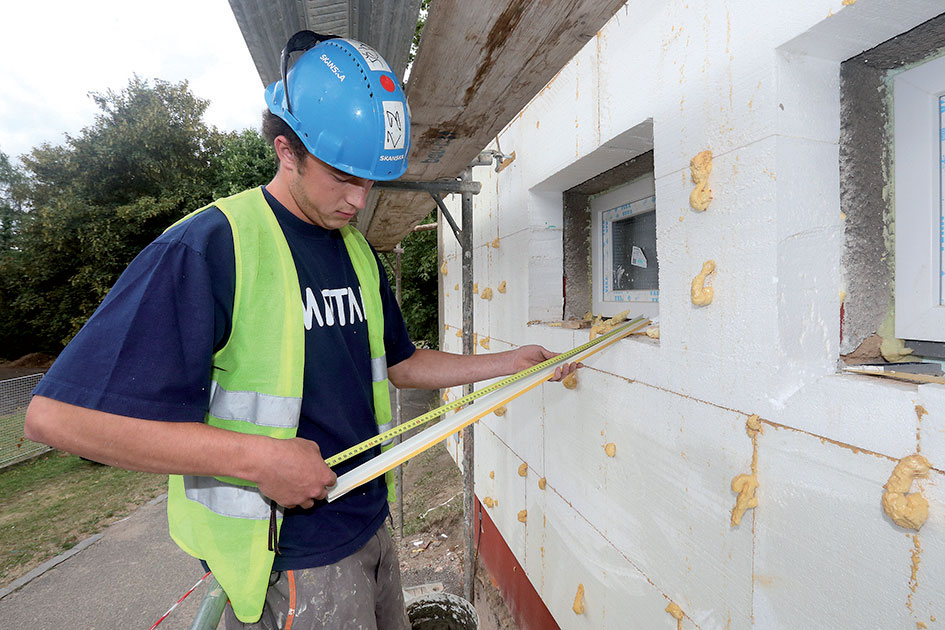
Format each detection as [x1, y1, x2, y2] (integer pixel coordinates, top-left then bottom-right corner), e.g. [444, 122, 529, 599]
[24, 32, 576, 629]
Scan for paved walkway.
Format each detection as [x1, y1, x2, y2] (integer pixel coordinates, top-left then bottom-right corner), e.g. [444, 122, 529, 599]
[0, 494, 214, 629]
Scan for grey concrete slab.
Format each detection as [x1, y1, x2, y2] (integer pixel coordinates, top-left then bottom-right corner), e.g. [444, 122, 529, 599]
[0, 494, 215, 630]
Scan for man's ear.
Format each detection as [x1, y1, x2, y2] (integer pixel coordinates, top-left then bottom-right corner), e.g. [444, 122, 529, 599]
[273, 136, 300, 172]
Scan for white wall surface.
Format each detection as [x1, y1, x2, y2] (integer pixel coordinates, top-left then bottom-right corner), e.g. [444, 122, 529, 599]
[436, 1, 945, 628]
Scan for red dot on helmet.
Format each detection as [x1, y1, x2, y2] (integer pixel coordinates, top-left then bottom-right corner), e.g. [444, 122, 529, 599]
[380, 75, 396, 92]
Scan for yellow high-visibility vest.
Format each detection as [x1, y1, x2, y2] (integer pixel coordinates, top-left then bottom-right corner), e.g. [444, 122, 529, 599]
[165, 187, 394, 622]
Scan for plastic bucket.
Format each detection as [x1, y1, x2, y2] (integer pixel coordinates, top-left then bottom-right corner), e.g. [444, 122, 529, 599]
[406, 591, 479, 630]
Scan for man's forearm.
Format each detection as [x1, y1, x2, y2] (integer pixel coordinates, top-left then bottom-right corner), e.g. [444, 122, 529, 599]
[387, 344, 574, 390]
[386, 348, 516, 389]
[24, 395, 337, 507]
[25, 395, 270, 479]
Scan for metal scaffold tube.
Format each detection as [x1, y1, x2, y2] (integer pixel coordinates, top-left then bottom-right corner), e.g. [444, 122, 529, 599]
[188, 577, 226, 630]
[393, 242, 405, 540]
[460, 166, 476, 605]
[430, 192, 462, 243]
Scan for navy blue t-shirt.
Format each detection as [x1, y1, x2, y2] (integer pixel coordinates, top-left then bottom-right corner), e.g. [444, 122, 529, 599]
[34, 186, 416, 570]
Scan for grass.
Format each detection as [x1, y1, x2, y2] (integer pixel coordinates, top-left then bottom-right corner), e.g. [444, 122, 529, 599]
[0, 407, 50, 468]
[0, 451, 166, 587]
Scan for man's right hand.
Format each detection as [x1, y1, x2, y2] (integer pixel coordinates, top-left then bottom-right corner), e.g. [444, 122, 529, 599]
[254, 436, 338, 509]
[25, 396, 338, 509]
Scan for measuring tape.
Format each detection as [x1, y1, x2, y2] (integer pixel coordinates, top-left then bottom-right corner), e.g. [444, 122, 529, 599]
[325, 315, 648, 468]
[327, 315, 650, 501]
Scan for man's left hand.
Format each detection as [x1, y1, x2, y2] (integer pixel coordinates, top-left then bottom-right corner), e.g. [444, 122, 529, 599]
[509, 344, 582, 382]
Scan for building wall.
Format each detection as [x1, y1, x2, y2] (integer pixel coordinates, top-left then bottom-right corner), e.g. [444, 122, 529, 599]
[436, 1, 945, 628]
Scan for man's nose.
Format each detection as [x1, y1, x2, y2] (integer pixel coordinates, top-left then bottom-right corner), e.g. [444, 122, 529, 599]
[346, 179, 374, 209]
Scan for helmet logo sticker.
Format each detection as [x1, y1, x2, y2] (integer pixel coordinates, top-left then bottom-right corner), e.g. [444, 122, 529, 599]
[380, 75, 396, 92]
[383, 101, 406, 151]
[320, 53, 346, 82]
[350, 40, 391, 73]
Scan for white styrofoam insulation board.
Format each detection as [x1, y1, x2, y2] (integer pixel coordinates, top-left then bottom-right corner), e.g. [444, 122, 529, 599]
[433, 1, 945, 628]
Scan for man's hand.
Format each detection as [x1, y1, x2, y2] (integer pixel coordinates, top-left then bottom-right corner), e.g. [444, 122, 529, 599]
[254, 437, 338, 509]
[509, 344, 583, 382]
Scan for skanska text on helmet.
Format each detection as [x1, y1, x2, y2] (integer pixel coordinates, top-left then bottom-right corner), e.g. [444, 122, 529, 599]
[321, 54, 345, 82]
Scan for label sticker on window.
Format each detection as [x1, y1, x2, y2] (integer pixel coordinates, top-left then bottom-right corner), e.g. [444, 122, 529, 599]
[383, 101, 406, 150]
[349, 40, 391, 73]
[631, 245, 648, 269]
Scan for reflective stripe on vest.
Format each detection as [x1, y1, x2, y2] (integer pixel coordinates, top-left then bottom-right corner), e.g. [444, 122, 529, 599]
[371, 355, 388, 382]
[378, 420, 395, 446]
[371, 355, 394, 447]
[183, 475, 284, 520]
[208, 381, 301, 429]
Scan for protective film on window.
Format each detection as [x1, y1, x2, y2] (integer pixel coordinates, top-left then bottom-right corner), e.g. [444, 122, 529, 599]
[600, 195, 658, 304]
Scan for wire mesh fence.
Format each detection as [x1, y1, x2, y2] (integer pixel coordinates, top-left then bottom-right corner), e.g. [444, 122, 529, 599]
[0, 373, 47, 469]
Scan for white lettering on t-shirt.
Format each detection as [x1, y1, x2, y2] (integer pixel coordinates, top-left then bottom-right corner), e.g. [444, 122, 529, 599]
[302, 286, 366, 330]
[321, 290, 335, 326]
[323, 288, 348, 326]
[349, 287, 364, 323]
[303, 287, 324, 328]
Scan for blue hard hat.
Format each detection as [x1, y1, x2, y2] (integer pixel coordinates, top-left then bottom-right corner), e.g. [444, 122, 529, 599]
[265, 32, 411, 181]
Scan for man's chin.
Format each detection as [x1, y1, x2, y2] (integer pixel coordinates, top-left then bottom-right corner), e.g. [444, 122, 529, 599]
[331, 213, 356, 228]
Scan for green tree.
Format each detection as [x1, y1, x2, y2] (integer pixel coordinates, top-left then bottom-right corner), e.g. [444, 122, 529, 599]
[0, 77, 236, 357]
[409, 0, 432, 64]
[382, 212, 438, 348]
[213, 128, 276, 198]
[0, 149, 27, 252]
[0, 149, 28, 358]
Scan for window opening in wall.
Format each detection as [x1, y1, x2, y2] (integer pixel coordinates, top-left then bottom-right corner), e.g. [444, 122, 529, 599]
[592, 173, 658, 319]
[838, 13, 945, 367]
[561, 150, 655, 321]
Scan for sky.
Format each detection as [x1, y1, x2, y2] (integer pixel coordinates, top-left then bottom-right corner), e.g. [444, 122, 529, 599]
[0, 0, 265, 161]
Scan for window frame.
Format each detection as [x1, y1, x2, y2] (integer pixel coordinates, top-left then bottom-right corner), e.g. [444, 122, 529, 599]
[893, 53, 945, 342]
[590, 173, 659, 319]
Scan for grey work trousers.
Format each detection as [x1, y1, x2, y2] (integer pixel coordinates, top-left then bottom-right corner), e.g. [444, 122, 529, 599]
[225, 525, 410, 630]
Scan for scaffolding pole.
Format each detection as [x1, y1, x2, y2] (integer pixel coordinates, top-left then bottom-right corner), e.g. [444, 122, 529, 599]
[429, 193, 462, 243]
[393, 242, 405, 540]
[394, 168, 484, 604]
[459, 166, 476, 605]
